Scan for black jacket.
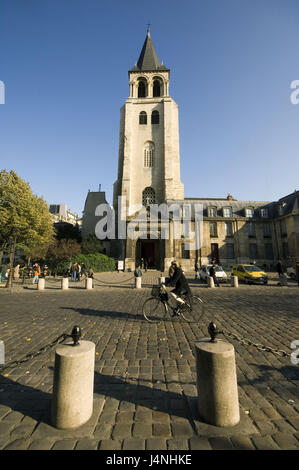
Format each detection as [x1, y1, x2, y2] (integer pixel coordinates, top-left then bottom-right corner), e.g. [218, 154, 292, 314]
[209, 266, 216, 276]
[166, 267, 191, 295]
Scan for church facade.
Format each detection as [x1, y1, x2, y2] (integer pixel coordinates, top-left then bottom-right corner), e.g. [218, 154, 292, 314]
[83, 30, 299, 272]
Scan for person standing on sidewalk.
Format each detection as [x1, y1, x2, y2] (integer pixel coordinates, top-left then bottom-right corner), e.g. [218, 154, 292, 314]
[209, 264, 220, 287]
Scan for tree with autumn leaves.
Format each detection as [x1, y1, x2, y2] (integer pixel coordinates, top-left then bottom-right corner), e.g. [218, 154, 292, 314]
[0, 170, 54, 287]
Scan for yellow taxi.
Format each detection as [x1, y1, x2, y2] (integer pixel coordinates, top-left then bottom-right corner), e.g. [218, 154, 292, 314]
[231, 264, 268, 285]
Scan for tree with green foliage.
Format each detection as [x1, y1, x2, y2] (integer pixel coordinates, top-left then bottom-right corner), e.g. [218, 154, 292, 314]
[0, 170, 54, 287]
[81, 233, 103, 254]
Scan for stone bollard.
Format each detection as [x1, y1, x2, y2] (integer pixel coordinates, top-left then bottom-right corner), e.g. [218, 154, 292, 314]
[135, 276, 142, 289]
[159, 277, 165, 285]
[208, 276, 215, 288]
[231, 275, 238, 287]
[194, 338, 240, 427]
[85, 278, 93, 290]
[61, 278, 69, 290]
[51, 340, 95, 429]
[37, 278, 45, 290]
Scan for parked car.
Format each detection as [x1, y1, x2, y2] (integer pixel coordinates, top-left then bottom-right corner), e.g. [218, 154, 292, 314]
[286, 267, 296, 279]
[199, 265, 228, 283]
[231, 264, 268, 285]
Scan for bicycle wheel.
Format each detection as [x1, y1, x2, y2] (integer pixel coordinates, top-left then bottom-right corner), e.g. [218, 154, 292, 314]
[143, 297, 167, 323]
[181, 295, 204, 323]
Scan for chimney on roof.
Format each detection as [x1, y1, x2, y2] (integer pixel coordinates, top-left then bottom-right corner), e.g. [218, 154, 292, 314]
[227, 193, 233, 200]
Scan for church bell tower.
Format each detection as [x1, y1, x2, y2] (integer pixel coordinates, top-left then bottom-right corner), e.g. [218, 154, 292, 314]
[113, 28, 184, 211]
[113, 29, 184, 269]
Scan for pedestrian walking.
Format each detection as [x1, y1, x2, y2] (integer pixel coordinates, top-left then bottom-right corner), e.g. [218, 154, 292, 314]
[195, 260, 200, 279]
[276, 260, 283, 278]
[71, 263, 77, 281]
[32, 263, 40, 284]
[76, 263, 81, 281]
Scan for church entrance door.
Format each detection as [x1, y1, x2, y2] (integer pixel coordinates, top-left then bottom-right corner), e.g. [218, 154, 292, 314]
[136, 239, 160, 269]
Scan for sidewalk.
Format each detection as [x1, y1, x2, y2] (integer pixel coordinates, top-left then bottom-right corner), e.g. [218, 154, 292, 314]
[0, 271, 298, 450]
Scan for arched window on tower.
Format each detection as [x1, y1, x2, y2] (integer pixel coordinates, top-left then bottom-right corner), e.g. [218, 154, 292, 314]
[153, 79, 161, 97]
[138, 79, 147, 98]
[142, 187, 156, 207]
[143, 141, 154, 167]
[151, 110, 159, 125]
[139, 111, 147, 125]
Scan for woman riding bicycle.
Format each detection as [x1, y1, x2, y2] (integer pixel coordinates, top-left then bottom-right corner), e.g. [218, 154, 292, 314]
[165, 260, 192, 316]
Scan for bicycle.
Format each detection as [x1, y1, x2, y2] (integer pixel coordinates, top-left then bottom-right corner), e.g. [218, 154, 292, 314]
[142, 284, 204, 323]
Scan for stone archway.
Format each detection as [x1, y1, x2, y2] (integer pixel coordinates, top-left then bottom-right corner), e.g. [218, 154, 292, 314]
[136, 238, 161, 269]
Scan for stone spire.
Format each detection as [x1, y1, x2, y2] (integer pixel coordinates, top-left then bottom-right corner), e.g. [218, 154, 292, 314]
[130, 29, 169, 72]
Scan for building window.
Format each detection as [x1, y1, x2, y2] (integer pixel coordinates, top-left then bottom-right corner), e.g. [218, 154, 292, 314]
[209, 222, 218, 237]
[138, 79, 147, 98]
[151, 110, 159, 124]
[260, 208, 268, 218]
[181, 243, 190, 259]
[249, 244, 258, 260]
[263, 223, 272, 238]
[223, 207, 232, 218]
[278, 203, 285, 216]
[139, 111, 147, 125]
[245, 207, 254, 218]
[153, 80, 161, 97]
[208, 207, 217, 217]
[226, 244, 235, 259]
[280, 220, 287, 236]
[143, 142, 154, 168]
[142, 187, 155, 206]
[144, 149, 154, 167]
[265, 243, 274, 260]
[247, 222, 256, 237]
[225, 222, 233, 237]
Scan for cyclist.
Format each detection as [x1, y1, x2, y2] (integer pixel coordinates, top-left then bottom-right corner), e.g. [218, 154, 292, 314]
[165, 260, 192, 316]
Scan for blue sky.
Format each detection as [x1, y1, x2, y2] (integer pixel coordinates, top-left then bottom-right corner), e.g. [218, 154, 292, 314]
[0, 0, 299, 216]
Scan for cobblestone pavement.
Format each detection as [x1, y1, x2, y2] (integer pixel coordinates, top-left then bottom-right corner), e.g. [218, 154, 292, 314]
[0, 271, 298, 450]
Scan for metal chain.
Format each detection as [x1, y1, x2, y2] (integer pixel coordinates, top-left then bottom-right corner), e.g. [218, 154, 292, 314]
[0, 333, 69, 373]
[221, 329, 291, 358]
[94, 275, 135, 285]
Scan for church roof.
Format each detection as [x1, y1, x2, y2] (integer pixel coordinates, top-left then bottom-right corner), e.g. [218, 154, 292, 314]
[130, 29, 169, 72]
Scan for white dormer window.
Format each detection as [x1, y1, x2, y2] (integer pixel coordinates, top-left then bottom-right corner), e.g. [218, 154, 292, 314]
[223, 207, 232, 218]
[278, 204, 284, 216]
[260, 208, 268, 218]
[208, 207, 217, 217]
[245, 207, 254, 218]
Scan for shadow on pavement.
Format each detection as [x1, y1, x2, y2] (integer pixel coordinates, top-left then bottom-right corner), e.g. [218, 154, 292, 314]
[60, 306, 145, 322]
[245, 363, 299, 384]
[0, 369, 197, 432]
[0, 374, 51, 424]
